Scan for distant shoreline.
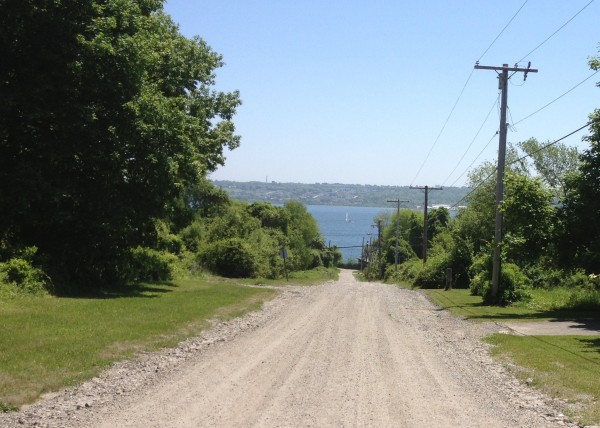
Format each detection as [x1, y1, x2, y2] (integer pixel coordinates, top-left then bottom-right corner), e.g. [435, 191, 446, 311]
[212, 180, 471, 209]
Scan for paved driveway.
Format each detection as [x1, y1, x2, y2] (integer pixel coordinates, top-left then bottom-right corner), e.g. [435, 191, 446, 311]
[501, 320, 600, 336]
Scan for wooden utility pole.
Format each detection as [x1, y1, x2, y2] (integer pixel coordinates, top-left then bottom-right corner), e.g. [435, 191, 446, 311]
[474, 62, 537, 303]
[410, 185, 442, 263]
[377, 219, 383, 278]
[387, 199, 409, 271]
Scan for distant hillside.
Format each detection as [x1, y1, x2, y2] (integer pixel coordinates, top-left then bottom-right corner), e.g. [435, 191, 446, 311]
[212, 180, 471, 209]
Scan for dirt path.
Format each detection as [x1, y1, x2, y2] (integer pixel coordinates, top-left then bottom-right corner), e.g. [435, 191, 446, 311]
[2, 270, 575, 427]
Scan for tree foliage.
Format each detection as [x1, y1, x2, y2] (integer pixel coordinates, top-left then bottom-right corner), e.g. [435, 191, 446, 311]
[502, 173, 556, 266]
[193, 197, 338, 278]
[0, 1, 241, 289]
[517, 138, 579, 199]
[559, 110, 600, 272]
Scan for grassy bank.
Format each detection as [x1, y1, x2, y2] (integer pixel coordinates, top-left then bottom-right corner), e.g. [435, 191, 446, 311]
[424, 288, 600, 322]
[0, 276, 282, 409]
[486, 334, 600, 425]
[424, 288, 600, 425]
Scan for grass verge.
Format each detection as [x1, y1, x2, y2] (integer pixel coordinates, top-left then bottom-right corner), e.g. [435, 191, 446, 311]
[229, 266, 339, 287]
[425, 287, 600, 425]
[485, 334, 600, 425]
[424, 288, 600, 322]
[0, 277, 277, 409]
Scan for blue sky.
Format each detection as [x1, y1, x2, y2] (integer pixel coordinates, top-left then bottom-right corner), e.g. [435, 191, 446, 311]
[164, 0, 599, 186]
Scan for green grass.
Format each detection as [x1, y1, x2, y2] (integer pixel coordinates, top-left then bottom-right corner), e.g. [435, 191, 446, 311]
[424, 288, 600, 322]
[0, 278, 277, 409]
[229, 267, 340, 287]
[486, 334, 600, 425]
[425, 287, 600, 425]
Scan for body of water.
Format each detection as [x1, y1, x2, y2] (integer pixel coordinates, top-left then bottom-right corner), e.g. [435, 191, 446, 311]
[306, 205, 395, 262]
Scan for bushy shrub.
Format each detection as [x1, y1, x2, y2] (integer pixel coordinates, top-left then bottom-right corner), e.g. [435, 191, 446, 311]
[413, 253, 450, 289]
[566, 288, 600, 310]
[0, 248, 51, 295]
[127, 247, 177, 282]
[397, 257, 425, 283]
[384, 239, 416, 266]
[385, 263, 410, 283]
[523, 264, 565, 289]
[308, 249, 323, 269]
[493, 263, 532, 305]
[155, 220, 185, 255]
[321, 247, 342, 268]
[469, 253, 530, 305]
[246, 229, 284, 279]
[198, 238, 259, 278]
[588, 273, 600, 290]
[179, 220, 205, 253]
[563, 269, 595, 289]
[469, 252, 492, 296]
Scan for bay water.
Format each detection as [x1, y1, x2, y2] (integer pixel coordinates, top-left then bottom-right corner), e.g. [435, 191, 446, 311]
[306, 205, 395, 262]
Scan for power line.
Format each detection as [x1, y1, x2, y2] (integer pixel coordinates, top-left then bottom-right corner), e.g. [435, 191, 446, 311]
[449, 131, 499, 187]
[450, 168, 496, 208]
[516, 0, 596, 63]
[513, 70, 600, 126]
[509, 121, 592, 167]
[409, 1, 530, 186]
[449, 121, 593, 208]
[441, 96, 499, 186]
[478, 0, 529, 61]
[447, 0, 595, 192]
[507, 104, 516, 132]
[410, 69, 474, 185]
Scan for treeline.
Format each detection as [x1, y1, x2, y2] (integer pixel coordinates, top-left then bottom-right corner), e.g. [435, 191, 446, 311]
[365, 48, 600, 306]
[0, 1, 338, 295]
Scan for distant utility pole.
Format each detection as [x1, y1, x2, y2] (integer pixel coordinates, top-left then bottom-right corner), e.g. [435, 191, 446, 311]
[410, 185, 442, 263]
[360, 236, 365, 271]
[475, 62, 537, 303]
[387, 199, 409, 271]
[376, 220, 383, 278]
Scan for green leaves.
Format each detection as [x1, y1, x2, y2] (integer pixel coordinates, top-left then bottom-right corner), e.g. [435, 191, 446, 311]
[0, 0, 241, 289]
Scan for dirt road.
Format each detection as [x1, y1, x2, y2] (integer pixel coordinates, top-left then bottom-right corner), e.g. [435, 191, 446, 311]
[3, 270, 574, 427]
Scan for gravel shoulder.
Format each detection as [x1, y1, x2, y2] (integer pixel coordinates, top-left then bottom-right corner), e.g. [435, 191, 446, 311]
[1, 270, 578, 427]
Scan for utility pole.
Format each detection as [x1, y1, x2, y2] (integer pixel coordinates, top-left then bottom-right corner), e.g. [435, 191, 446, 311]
[410, 185, 442, 263]
[360, 236, 365, 271]
[387, 199, 409, 272]
[377, 220, 383, 278]
[475, 62, 537, 303]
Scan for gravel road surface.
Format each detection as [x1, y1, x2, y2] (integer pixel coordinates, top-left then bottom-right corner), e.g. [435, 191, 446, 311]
[1, 270, 578, 427]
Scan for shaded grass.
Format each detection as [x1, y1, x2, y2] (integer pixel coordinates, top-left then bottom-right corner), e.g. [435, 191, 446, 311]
[424, 288, 600, 322]
[486, 334, 600, 425]
[0, 278, 277, 409]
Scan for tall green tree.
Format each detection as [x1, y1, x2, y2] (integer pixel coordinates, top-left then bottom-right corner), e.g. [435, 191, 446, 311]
[406, 212, 424, 258]
[559, 116, 600, 271]
[502, 173, 556, 266]
[0, 1, 241, 288]
[284, 201, 324, 269]
[427, 207, 450, 242]
[556, 49, 600, 272]
[517, 138, 579, 199]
